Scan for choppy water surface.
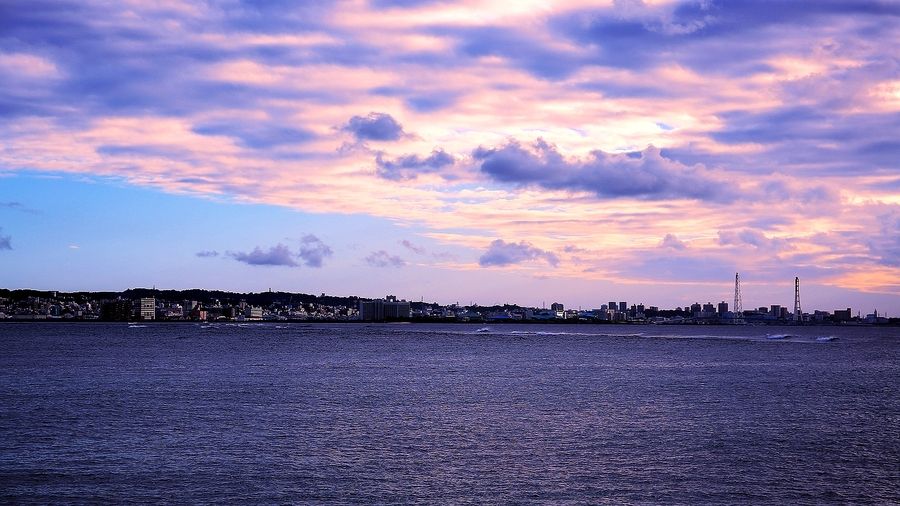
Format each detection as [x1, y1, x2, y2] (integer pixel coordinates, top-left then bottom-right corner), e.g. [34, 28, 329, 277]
[1, 323, 898, 504]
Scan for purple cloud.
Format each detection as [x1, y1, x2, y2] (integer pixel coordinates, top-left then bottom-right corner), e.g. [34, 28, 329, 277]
[375, 149, 454, 180]
[660, 234, 687, 250]
[370, 86, 460, 112]
[400, 240, 426, 255]
[342, 112, 406, 141]
[229, 244, 298, 267]
[623, 253, 736, 283]
[553, 1, 899, 75]
[192, 122, 316, 149]
[365, 250, 406, 268]
[479, 239, 559, 268]
[474, 139, 729, 201]
[446, 25, 584, 80]
[868, 210, 900, 267]
[298, 234, 333, 268]
[96, 145, 191, 159]
[195, 250, 219, 258]
[718, 229, 791, 252]
[0, 228, 11, 250]
[226, 235, 332, 268]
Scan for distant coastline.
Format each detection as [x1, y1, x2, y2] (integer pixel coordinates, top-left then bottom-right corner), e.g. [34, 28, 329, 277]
[1, 288, 896, 326]
[1, 318, 896, 327]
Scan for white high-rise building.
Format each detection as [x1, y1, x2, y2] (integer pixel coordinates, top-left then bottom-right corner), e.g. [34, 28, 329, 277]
[139, 297, 156, 320]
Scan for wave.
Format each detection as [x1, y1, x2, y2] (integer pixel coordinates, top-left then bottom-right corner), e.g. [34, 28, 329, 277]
[127, 324, 148, 328]
[507, 330, 645, 338]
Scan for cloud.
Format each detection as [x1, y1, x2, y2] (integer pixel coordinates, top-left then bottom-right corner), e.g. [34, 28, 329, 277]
[718, 229, 791, 252]
[369, 0, 444, 8]
[445, 25, 584, 80]
[298, 234, 333, 267]
[0, 201, 39, 214]
[196, 250, 219, 258]
[660, 234, 686, 250]
[218, 1, 329, 33]
[1, 0, 898, 306]
[479, 239, 559, 268]
[365, 250, 406, 268]
[96, 144, 193, 159]
[192, 122, 316, 149]
[375, 149, 454, 180]
[474, 139, 729, 201]
[342, 112, 405, 141]
[709, 104, 900, 175]
[400, 239, 425, 255]
[554, 1, 899, 75]
[0, 228, 10, 250]
[624, 253, 736, 284]
[868, 210, 900, 267]
[221, 235, 332, 267]
[370, 86, 459, 112]
[229, 244, 298, 267]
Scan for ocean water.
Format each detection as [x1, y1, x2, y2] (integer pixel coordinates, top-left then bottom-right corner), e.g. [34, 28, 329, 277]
[1, 322, 898, 504]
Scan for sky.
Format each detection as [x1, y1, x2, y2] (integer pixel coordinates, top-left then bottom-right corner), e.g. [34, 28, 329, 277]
[1, 0, 899, 313]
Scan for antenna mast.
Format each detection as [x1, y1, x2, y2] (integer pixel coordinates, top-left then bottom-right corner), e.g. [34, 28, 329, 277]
[794, 277, 802, 323]
[733, 272, 744, 324]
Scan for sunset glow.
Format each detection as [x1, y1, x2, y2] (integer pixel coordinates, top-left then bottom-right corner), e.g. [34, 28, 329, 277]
[1, 0, 898, 312]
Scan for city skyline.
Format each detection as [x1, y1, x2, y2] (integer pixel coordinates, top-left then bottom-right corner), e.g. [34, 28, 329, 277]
[0, 273, 893, 322]
[1, 284, 890, 324]
[1, 1, 899, 313]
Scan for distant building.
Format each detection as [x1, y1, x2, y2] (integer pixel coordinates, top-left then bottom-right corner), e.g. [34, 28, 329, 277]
[718, 301, 729, 316]
[101, 300, 133, 321]
[833, 308, 852, 322]
[864, 310, 887, 324]
[690, 303, 702, 318]
[359, 299, 385, 321]
[550, 302, 564, 312]
[532, 309, 557, 320]
[812, 310, 829, 322]
[245, 306, 264, 320]
[618, 301, 627, 313]
[182, 300, 198, 317]
[384, 296, 410, 320]
[770, 305, 782, 320]
[190, 303, 207, 321]
[138, 297, 156, 320]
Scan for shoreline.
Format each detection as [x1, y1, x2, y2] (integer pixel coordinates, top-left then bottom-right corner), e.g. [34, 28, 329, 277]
[1, 319, 895, 327]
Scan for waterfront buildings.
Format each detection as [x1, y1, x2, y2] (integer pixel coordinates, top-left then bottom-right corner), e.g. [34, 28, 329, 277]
[0, 288, 892, 325]
[358, 299, 384, 321]
[359, 295, 411, 321]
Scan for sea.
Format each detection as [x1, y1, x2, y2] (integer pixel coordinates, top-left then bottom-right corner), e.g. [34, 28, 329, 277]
[1, 322, 898, 504]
